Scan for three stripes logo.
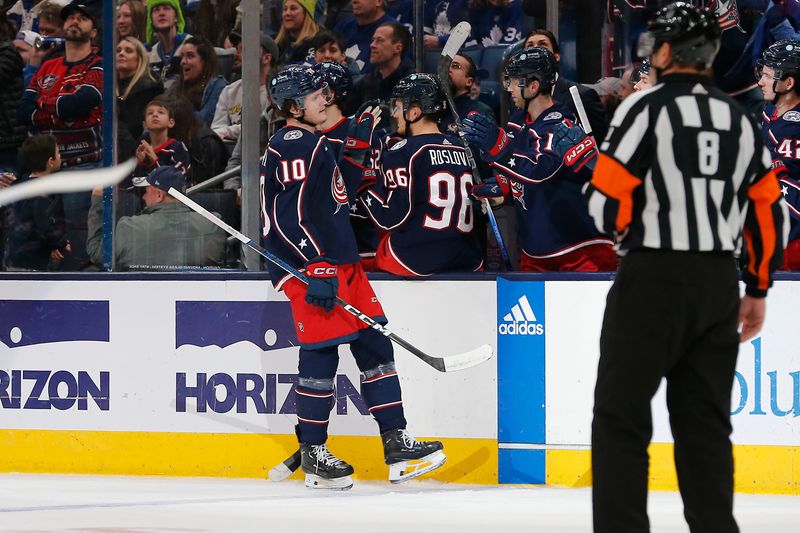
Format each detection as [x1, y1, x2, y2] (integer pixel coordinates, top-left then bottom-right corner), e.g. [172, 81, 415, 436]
[498, 295, 543, 336]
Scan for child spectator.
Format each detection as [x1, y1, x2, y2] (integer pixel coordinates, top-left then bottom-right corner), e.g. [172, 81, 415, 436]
[171, 36, 226, 126]
[168, 96, 227, 188]
[5, 134, 71, 271]
[133, 96, 190, 181]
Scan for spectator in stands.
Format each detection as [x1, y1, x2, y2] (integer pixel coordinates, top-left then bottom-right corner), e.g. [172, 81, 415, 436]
[424, 0, 469, 49]
[117, 36, 164, 161]
[86, 165, 227, 270]
[212, 34, 275, 149]
[193, 0, 239, 48]
[133, 96, 190, 182]
[469, 0, 524, 47]
[632, 58, 653, 92]
[117, 0, 147, 43]
[440, 52, 496, 133]
[5, 134, 71, 271]
[168, 96, 227, 188]
[334, 0, 396, 73]
[353, 21, 414, 102]
[311, 29, 359, 111]
[276, 0, 319, 65]
[1, 17, 26, 172]
[524, 29, 608, 143]
[171, 36, 226, 126]
[35, 0, 64, 38]
[17, 0, 103, 270]
[146, 0, 190, 88]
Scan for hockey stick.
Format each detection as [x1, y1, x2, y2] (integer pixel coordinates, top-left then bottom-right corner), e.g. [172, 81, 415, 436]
[568, 85, 593, 135]
[168, 188, 493, 373]
[437, 21, 513, 271]
[268, 449, 302, 481]
[0, 159, 136, 207]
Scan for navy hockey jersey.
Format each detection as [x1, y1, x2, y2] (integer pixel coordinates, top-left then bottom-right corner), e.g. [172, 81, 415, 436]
[361, 133, 483, 275]
[320, 117, 380, 258]
[761, 103, 800, 241]
[492, 102, 613, 257]
[261, 126, 360, 288]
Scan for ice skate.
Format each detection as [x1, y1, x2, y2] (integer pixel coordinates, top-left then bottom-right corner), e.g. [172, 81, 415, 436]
[300, 443, 354, 490]
[382, 429, 446, 484]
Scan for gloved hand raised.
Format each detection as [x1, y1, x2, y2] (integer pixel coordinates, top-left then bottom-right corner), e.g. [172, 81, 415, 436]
[462, 112, 511, 163]
[551, 121, 598, 172]
[471, 177, 507, 201]
[304, 257, 339, 312]
[344, 103, 382, 167]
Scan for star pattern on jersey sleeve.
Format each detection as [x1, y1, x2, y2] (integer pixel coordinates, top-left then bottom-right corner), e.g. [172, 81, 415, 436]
[508, 158, 516, 168]
[782, 184, 789, 196]
[299, 238, 308, 249]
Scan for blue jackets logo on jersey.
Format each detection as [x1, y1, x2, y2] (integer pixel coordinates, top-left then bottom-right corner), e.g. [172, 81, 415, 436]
[784, 111, 800, 122]
[510, 181, 527, 210]
[331, 166, 349, 213]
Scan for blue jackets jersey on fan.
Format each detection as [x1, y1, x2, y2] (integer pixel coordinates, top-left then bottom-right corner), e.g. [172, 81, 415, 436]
[360, 133, 483, 275]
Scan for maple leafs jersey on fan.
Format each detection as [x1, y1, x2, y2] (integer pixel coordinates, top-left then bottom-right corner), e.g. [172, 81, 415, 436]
[260, 126, 360, 289]
[492, 102, 612, 258]
[761, 103, 800, 238]
[360, 133, 483, 275]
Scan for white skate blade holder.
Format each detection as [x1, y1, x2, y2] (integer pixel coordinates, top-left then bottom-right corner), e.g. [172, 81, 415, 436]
[389, 449, 447, 484]
[305, 473, 354, 491]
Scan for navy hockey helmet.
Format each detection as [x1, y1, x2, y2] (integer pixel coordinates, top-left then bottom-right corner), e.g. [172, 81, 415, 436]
[313, 60, 352, 99]
[637, 2, 721, 68]
[269, 64, 326, 110]
[390, 73, 447, 116]
[503, 47, 558, 94]
[757, 40, 800, 81]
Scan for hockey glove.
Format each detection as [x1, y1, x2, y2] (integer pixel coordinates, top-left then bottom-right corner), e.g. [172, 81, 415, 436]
[304, 257, 339, 312]
[462, 112, 510, 163]
[551, 121, 598, 173]
[471, 177, 508, 201]
[344, 105, 382, 167]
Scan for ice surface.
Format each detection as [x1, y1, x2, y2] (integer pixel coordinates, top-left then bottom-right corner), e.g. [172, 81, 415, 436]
[0, 474, 797, 532]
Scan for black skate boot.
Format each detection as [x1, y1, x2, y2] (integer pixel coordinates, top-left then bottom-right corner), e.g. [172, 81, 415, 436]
[300, 443, 354, 490]
[381, 428, 446, 484]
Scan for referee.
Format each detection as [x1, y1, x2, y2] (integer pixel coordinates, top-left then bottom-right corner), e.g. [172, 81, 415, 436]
[584, 3, 788, 533]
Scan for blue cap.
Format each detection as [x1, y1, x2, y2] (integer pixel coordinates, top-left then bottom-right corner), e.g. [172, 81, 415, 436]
[132, 166, 185, 193]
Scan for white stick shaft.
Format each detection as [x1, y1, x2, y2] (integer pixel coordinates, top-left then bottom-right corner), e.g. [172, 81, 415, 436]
[569, 85, 592, 135]
[168, 187, 251, 244]
[0, 159, 136, 207]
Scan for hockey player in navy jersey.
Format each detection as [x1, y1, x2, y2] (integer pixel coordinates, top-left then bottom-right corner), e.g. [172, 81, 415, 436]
[357, 74, 484, 276]
[463, 48, 616, 272]
[261, 65, 445, 490]
[757, 39, 800, 270]
[313, 60, 380, 269]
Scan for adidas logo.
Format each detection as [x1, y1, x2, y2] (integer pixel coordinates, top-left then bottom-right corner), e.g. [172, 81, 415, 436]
[499, 295, 543, 336]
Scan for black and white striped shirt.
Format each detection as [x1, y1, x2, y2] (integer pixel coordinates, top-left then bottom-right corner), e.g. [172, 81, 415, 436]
[584, 73, 788, 296]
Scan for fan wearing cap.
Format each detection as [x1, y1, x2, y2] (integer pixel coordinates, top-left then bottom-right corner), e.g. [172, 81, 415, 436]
[757, 39, 800, 270]
[211, 34, 277, 144]
[86, 165, 225, 270]
[146, 0, 191, 88]
[261, 66, 444, 490]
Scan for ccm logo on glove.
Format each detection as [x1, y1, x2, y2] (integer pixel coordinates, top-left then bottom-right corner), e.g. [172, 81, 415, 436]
[564, 137, 596, 166]
[311, 266, 337, 276]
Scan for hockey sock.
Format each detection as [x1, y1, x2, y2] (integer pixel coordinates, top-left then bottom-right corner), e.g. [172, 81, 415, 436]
[351, 329, 407, 433]
[296, 347, 339, 445]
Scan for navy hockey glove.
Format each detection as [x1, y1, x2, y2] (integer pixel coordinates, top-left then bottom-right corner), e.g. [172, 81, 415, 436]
[552, 121, 598, 172]
[462, 112, 510, 163]
[471, 177, 507, 200]
[344, 105, 382, 167]
[304, 257, 339, 312]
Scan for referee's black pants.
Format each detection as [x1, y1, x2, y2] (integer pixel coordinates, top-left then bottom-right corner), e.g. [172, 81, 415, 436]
[592, 250, 741, 533]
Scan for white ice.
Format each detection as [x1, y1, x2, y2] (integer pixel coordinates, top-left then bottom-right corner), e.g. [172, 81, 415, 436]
[0, 474, 798, 532]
